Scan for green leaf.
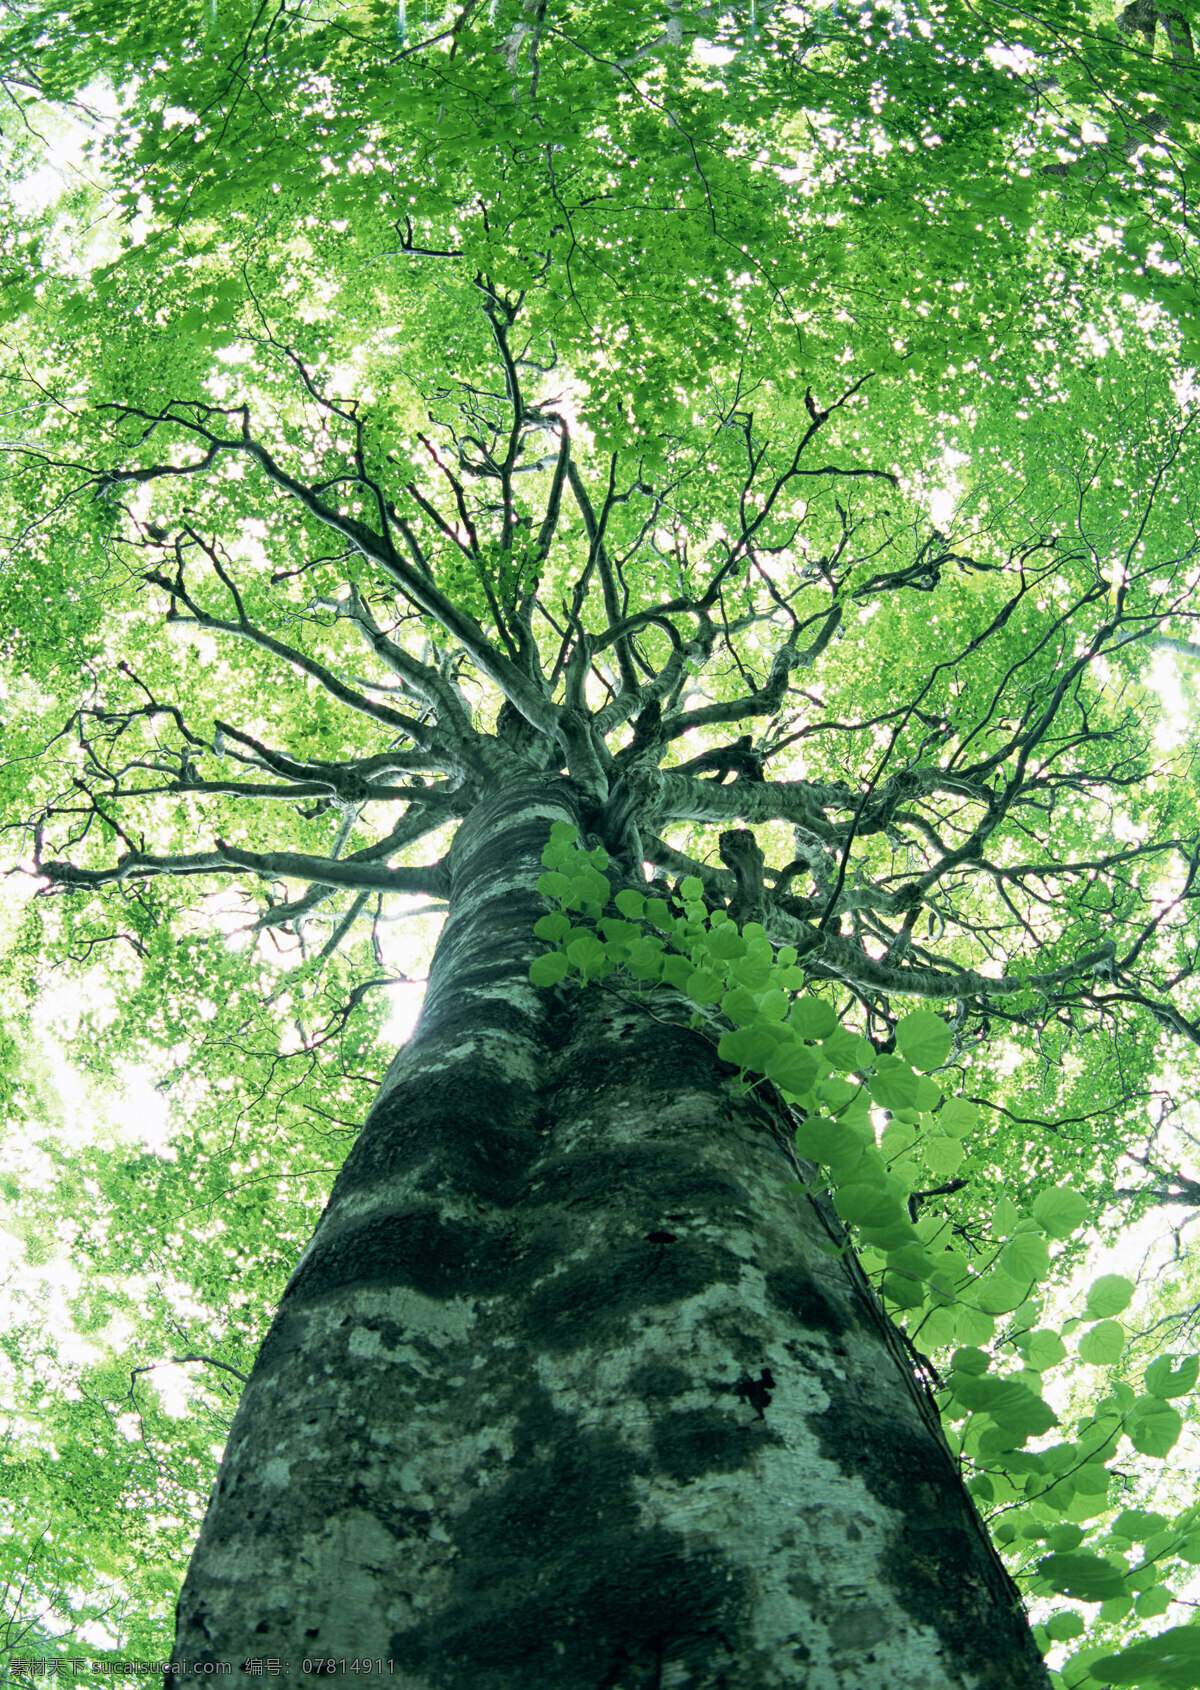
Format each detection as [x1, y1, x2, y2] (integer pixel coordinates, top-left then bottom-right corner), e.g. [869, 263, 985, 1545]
[880, 1119, 917, 1159]
[921, 1135, 963, 1178]
[992, 1196, 1020, 1235]
[530, 952, 570, 987]
[680, 876, 705, 900]
[1111, 1510, 1170, 1544]
[1038, 1552, 1129, 1602]
[625, 940, 666, 982]
[822, 1078, 868, 1118]
[988, 1392, 1058, 1441]
[894, 1009, 952, 1072]
[536, 870, 572, 902]
[888, 1242, 938, 1280]
[533, 912, 570, 942]
[1072, 1462, 1112, 1497]
[728, 950, 774, 990]
[1022, 1329, 1068, 1370]
[868, 1056, 920, 1112]
[858, 1214, 921, 1251]
[683, 967, 723, 1004]
[793, 1115, 841, 1161]
[820, 1026, 872, 1071]
[834, 1185, 906, 1229]
[914, 1076, 941, 1111]
[566, 933, 606, 969]
[999, 1232, 1051, 1284]
[950, 1346, 991, 1376]
[956, 1305, 996, 1346]
[1126, 1397, 1183, 1458]
[765, 1042, 821, 1097]
[706, 923, 746, 961]
[882, 1271, 926, 1308]
[973, 1272, 1030, 1315]
[1130, 1557, 1172, 1593]
[1145, 1355, 1200, 1399]
[951, 1374, 1056, 1440]
[938, 1097, 978, 1139]
[1046, 1611, 1086, 1641]
[718, 1027, 779, 1070]
[599, 919, 639, 948]
[581, 870, 611, 907]
[948, 1373, 1017, 1411]
[919, 1306, 962, 1349]
[1135, 1585, 1174, 1620]
[718, 985, 761, 1025]
[1084, 1275, 1134, 1319]
[822, 1131, 875, 1182]
[1078, 1321, 1125, 1366]
[1094, 1626, 1200, 1688]
[790, 997, 837, 1039]
[614, 889, 647, 919]
[1031, 1186, 1089, 1240]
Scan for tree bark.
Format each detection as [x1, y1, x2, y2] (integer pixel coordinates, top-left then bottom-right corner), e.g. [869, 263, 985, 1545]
[171, 777, 1051, 1689]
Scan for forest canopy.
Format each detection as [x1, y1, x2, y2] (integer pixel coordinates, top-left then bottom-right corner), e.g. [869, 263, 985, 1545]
[1, 0, 1200, 1682]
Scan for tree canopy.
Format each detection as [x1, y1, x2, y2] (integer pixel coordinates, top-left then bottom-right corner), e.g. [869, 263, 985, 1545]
[2, 0, 1200, 1683]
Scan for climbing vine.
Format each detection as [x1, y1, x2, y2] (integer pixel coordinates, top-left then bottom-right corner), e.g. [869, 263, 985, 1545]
[532, 822, 1200, 1690]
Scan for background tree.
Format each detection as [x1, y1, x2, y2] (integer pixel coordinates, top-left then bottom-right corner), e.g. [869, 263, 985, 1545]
[2, 0, 1200, 1684]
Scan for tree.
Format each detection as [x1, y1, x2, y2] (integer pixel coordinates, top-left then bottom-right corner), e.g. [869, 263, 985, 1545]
[3, 0, 1200, 1684]
[3, 270, 1198, 1683]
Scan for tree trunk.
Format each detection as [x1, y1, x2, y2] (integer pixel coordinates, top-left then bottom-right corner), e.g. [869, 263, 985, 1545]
[171, 777, 1051, 1689]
